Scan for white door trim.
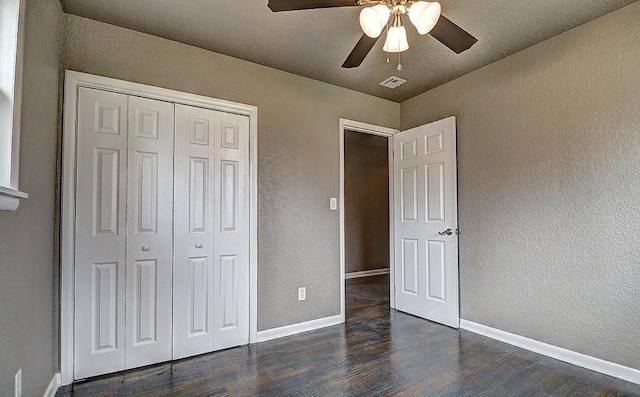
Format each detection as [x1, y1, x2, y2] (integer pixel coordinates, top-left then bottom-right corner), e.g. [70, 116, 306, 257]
[60, 71, 258, 385]
[339, 119, 399, 322]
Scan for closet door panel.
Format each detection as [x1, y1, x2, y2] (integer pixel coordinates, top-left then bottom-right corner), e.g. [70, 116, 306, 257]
[125, 96, 174, 369]
[213, 112, 250, 350]
[74, 88, 128, 379]
[173, 104, 216, 359]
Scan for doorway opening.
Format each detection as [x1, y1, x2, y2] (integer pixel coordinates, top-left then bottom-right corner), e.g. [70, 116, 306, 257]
[339, 117, 459, 330]
[338, 119, 398, 323]
[344, 130, 390, 317]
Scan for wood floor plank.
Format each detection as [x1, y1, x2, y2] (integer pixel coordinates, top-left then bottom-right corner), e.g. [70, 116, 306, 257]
[57, 275, 640, 396]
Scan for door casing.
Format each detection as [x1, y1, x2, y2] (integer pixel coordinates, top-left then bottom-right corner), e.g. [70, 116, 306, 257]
[60, 71, 258, 385]
[339, 119, 399, 319]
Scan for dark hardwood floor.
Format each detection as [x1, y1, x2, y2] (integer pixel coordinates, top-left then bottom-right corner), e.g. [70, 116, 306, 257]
[57, 275, 640, 396]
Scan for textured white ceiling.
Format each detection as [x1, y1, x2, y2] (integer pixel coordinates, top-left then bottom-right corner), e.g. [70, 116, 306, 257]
[60, 0, 636, 102]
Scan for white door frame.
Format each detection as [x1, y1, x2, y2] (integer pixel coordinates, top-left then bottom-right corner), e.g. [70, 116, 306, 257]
[60, 71, 259, 385]
[339, 119, 399, 321]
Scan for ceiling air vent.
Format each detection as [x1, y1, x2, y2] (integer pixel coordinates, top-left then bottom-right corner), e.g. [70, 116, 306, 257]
[379, 76, 407, 89]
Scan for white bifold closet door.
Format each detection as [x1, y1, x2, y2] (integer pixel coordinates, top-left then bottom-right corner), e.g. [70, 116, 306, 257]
[172, 105, 215, 358]
[173, 105, 250, 359]
[73, 86, 250, 380]
[74, 88, 128, 379]
[124, 96, 175, 368]
[74, 88, 175, 378]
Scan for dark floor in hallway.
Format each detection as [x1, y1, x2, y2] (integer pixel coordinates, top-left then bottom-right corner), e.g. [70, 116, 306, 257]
[57, 275, 640, 396]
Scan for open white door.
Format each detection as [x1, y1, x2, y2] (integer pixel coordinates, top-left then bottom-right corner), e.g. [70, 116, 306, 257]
[393, 117, 459, 328]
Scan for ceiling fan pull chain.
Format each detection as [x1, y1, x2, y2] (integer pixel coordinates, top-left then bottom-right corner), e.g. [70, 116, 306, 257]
[385, 20, 390, 65]
[397, 51, 402, 71]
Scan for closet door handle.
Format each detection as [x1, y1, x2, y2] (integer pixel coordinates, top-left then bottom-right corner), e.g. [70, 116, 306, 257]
[141, 245, 150, 252]
[195, 243, 203, 249]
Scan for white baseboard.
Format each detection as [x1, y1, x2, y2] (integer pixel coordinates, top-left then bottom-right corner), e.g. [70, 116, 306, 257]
[256, 314, 343, 343]
[460, 319, 640, 386]
[43, 373, 61, 397]
[345, 268, 390, 279]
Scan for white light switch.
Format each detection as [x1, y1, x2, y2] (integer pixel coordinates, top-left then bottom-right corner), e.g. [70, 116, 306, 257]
[298, 287, 306, 301]
[330, 198, 338, 211]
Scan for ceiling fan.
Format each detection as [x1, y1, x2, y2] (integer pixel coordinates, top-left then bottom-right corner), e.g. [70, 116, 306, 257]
[267, 0, 478, 69]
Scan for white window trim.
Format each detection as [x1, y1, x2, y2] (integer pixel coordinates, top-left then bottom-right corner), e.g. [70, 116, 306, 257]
[0, 185, 27, 211]
[0, 0, 28, 211]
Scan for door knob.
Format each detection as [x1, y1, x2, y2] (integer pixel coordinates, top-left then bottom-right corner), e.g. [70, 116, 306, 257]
[438, 228, 453, 236]
[195, 243, 203, 249]
[141, 246, 150, 251]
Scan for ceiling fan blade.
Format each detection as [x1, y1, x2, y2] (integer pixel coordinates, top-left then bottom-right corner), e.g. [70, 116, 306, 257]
[342, 34, 380, 68]
[429, 16, 478, 54]
[268, 0, 359, 12]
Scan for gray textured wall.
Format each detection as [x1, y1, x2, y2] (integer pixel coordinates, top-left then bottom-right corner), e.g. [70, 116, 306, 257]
[0, 0, 62, 395]
[344, 131, 389, 274]
[401, 2, 640, 369]
[62, 15, 400, 332]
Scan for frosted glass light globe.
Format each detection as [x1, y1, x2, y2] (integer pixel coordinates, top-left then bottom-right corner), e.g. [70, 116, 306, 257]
[359, 4, 391, 38]
[409, 1, 441, 35]
[383, 25, 409, 53]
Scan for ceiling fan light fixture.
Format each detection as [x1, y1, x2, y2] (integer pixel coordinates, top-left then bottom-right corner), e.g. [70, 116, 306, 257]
[383, 24, 409, 53]
[359, 4, 391, 38]
[409, 1, 441, 35]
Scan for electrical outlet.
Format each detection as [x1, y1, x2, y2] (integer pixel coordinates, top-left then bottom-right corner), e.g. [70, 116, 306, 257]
[298, 287, 306, 301]
[15, 369, 22, 397]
